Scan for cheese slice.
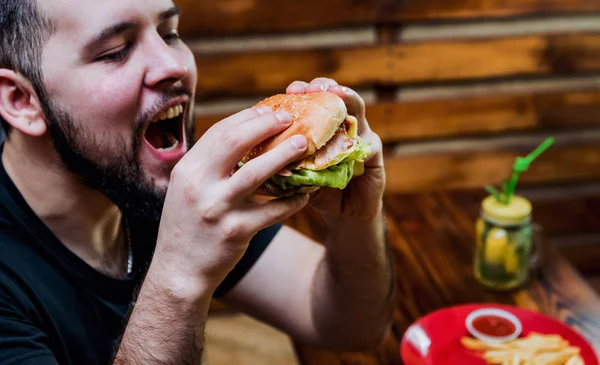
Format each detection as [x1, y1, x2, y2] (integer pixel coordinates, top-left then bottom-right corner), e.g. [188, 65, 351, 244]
[345, 115, 358, 138]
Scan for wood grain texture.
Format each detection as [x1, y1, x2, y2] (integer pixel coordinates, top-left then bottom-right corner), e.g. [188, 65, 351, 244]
[177, 0, 379, 37]
[205, 314, 298, 365]
[195, 34, 600, 98]
[556, 235, 600, 274]
[287, 191, 600, 364]
[195, 45, 388, 99]
[195, 89, 600, 142]
[385, 144, 600, 193]
[369, 89, 600, 141]
[397, 0, 600, 22]
[176, 0, 600, 37]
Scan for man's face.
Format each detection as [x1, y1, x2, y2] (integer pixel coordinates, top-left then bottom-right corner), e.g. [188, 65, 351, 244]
[37, 0, 197, 219]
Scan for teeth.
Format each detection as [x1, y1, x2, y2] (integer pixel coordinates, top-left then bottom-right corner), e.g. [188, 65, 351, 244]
[157, 139, 179, 152]
[152, 104, 184, 123]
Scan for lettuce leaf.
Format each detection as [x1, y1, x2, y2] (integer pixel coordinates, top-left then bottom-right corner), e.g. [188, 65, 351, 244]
[271, 139, 371, 190]
[340, 139, 371, 166]
[272, 161, 355, 189]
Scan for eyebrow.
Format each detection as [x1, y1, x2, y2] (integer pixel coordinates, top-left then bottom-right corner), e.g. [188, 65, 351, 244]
[84, 22, 138, 51]
[160, 6, 180, 22]
[83, 6, 180, 51]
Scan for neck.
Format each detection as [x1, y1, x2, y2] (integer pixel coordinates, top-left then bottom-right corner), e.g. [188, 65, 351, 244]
[2, 135, 129, 278]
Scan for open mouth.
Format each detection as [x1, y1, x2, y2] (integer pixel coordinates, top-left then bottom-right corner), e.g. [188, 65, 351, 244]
[143, 103, 185, 152]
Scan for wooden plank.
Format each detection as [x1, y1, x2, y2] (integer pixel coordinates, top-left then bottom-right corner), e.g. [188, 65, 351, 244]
[195, 33, 600, 98]
[195, 89, 600, 142]
[196, 45, 390, 99]
[371, 90, 600, 140]
[177, 0, 379, 38]
[384, 143, 600, 193]
[177, 0, 600, 37]
[556, 235, 600, 274]
[397, 0, 600, 22]
[294, 330, 402, 365]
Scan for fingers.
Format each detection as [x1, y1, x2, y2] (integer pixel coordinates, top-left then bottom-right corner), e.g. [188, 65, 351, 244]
[286, 81, 309, 94]
[361, 131, 384, 167]
[289, 77, 370, 135]
[241, 193, 310, 231]
[207, 110, 294, 176]
[287, 78, 340, 94]
[227, 134, 308, 198]
[306, 77, 339, 93]
[286, 79, 367, 129]
[328, 85, 367, 127]
[180, 105, 270, 168]
[214, 105, 273, 130]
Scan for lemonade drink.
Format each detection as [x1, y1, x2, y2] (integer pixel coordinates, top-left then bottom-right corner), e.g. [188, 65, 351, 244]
[474, 195, 532, 291]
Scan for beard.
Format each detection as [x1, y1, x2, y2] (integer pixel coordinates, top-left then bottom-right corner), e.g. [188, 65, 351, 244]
[41, 88, 195, 244]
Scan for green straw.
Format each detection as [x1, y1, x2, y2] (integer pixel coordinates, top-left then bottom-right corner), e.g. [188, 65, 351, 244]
[503, 137, 555, 204]
[485, 185, 501, 201]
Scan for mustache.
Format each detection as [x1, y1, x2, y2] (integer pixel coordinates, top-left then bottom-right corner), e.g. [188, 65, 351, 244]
[135, 86, 193, 128]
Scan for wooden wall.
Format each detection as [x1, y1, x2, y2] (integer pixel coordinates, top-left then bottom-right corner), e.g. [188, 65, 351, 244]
[178, 0, 600, 194]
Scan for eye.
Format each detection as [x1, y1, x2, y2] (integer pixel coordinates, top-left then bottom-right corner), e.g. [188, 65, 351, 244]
[96, 43, 132, 63]
[163, 29, 180, 44]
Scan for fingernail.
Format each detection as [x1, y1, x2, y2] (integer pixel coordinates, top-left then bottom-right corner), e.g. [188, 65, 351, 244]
[275, 111, 291, 124]
[290, 135, 307, 149]
[256, 106, 272, 115]
[309, 83, 325, 91]
[342, 86, 351, 94]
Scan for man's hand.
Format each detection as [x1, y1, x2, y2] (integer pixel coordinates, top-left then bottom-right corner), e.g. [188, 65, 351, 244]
[154, 105, 310, 291]
[214, 79, 393, 353]
[114, 106, 310, 364]
[287, 78, 385, 222]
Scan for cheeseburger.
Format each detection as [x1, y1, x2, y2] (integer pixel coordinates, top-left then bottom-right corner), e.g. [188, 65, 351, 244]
[241, 91, 371, 197]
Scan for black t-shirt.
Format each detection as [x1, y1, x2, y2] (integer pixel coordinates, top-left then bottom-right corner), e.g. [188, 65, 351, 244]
[0, 153, 280, 365]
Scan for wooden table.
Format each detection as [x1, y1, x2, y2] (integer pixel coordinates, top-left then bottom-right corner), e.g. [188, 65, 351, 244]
[287, 191, 600, 365]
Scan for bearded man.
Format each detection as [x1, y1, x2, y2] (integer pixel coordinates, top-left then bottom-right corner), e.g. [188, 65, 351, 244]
[0, 1, 394, 364]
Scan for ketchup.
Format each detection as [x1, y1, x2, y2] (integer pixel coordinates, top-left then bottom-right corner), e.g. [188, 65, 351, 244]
[472, 315, 516, 337]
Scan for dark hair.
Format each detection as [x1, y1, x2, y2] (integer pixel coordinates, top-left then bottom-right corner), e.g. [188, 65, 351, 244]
[0, 0, 54, 137]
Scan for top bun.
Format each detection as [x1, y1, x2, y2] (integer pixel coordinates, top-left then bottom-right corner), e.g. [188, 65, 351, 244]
[242, 92, 348, 163]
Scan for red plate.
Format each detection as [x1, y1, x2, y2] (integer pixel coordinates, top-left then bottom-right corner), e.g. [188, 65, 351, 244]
[400, 304, 598, 365]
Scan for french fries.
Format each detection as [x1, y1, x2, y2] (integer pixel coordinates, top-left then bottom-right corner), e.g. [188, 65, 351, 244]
[461, 333, 584, 365]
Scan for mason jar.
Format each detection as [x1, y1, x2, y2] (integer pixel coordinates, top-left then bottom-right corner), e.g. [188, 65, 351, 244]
[474, 195, 542, 291]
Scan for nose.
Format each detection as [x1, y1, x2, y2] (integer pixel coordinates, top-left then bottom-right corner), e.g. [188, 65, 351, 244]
[143, 35, 188, 89]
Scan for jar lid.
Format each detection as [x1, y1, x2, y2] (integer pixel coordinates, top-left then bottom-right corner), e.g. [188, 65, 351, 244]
[482, 195, 532, 226]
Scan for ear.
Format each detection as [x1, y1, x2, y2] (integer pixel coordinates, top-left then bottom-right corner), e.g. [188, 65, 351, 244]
[0, 69, 47, 137]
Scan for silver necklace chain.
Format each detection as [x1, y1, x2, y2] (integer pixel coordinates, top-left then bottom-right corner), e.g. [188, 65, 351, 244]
[124, 220, 133, 276]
